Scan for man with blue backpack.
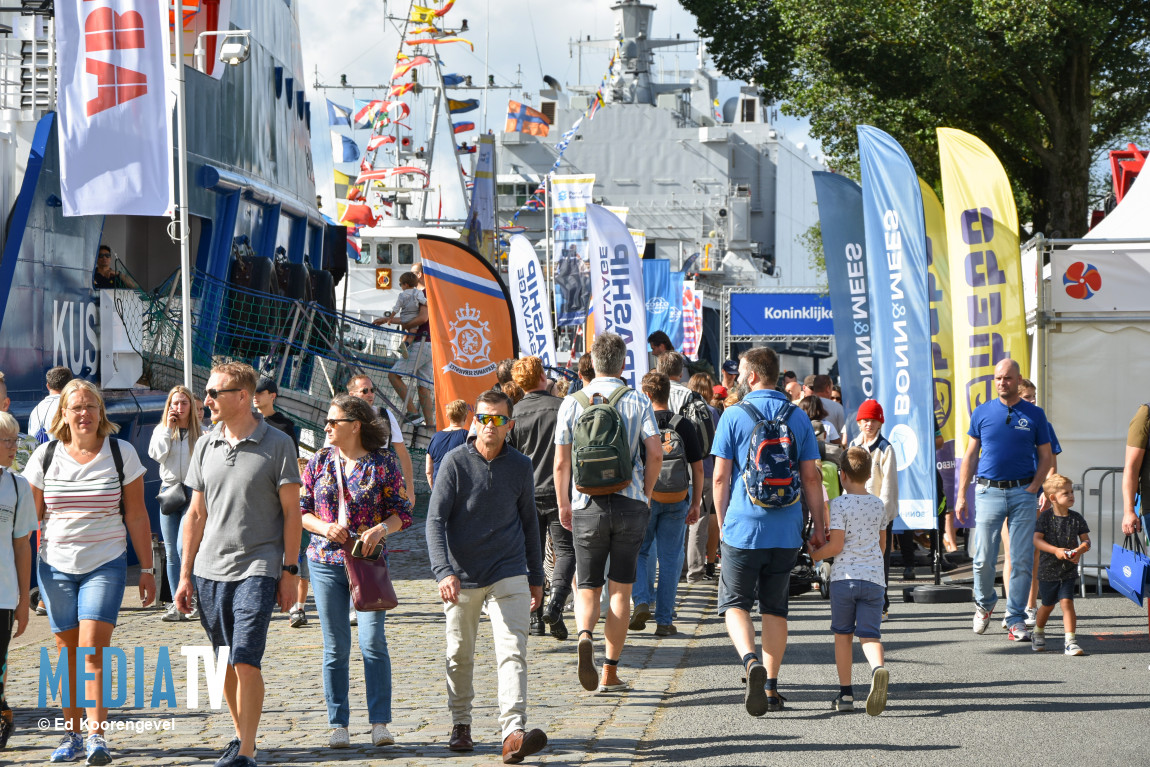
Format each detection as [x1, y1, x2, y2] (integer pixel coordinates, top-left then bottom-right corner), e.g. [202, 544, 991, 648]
[555, 333, 662, 695]
[712, 347, 827, 717]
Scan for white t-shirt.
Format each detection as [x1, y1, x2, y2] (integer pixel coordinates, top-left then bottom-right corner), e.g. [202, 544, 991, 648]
[23, 438, 146, 575]
[27, 394, 60, 440]
[0, 468, 37, 610]
[828, 492, 887, 587]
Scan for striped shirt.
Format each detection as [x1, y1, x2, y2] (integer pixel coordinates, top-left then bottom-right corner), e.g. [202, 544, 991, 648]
[22, 438, 146, 575]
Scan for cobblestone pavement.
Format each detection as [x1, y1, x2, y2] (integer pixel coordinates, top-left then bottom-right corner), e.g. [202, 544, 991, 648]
[4, 508, 716, 766]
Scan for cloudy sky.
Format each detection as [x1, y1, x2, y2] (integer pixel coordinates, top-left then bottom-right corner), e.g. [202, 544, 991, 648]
[297, 0, 817, 217]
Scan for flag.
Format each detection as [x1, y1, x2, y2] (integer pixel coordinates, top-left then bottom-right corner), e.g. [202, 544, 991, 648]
[331, 133, 359, 163]
[406, 36, 474, 51]
[420, 235, 518, 428]
[589, 90, 604, 120]
[857, 124, 937, 530]
[357, 166, 429, 183]
[338, 202, 378, 228]
[326, 99, 352, 127]
[57, 0, 173, 216]
[367, 134, 396, 151]
[643, 259, 684, 351]
[334, 169, 351, 200]
[587, 203, 649, 388]
[937, 127, 1028, 497]
[813, 171, 873, 442]
[347, 232, 363, 263]
[448, 98, 479, 114]
[390, 55, 430, 81]
[453, 121, 475, 134]
[508, 235, 557, 366]
[353, 99, 384, 128]
[443, 73, 464, 86]
[410, 4, 436, 23]
[462, 135, 496, 260]
[681, 280, 703, 360]
[435, 0, 456, 15]
[505, 100, 550, 136]
[389, 82, 415, 98]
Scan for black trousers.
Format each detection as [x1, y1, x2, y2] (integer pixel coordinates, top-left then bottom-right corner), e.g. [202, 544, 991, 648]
[539, 505, 576, 608]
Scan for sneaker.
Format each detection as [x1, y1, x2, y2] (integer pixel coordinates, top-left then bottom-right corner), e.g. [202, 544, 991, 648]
[1064, 641, 1085, 656]
[903, 566, 915, 581]
[36, 602, 47, 616]
[866, 667, 889, 717]
[1024, 607, 1037, 627]
[329, 727, 350, 748]
[0, 706, 13, 749]
[371, 723, 394, 746]
[84, 734, 111, 766]
[289, 607, 307, 628]
[1031, 631, 1046, 652]
[704, 562, 717, 579]
[577, 632, 599, 692]
[161, 603, 186, 622]
[628, 603, 651, 632]
[1006, 624, 1032, 642]
[1001, 616, 1009, 630]
[744, 661, 768, 717]
[654, 624, 678, 637]
[50, 732, 84, 762]
[212, 738, 240, 767]
[972, 607, 991, 634]
[349, 609, 358, 626]
[831, 694, 854, 712]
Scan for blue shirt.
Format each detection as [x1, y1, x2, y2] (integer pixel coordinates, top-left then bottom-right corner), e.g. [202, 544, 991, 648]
[711, 389, 820, 549]
[968, 398, 1051, 481]
[427, 429, 468, 484]
[1048, 422, 1062, 456]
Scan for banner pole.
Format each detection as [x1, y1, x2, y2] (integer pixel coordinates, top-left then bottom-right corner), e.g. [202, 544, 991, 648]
[173, 0, 194, 390]
[545, 173, 553, 343]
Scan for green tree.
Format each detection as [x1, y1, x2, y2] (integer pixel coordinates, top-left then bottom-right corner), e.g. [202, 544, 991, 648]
[683, 0, 1150, 237]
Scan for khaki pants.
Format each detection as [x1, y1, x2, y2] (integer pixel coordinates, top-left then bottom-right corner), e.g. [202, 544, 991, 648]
[685, 484, 714, 580]
[443, 575, 531, 739]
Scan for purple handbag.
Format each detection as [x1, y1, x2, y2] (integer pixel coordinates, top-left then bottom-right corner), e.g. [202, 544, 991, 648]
[335, 453, 399, 612]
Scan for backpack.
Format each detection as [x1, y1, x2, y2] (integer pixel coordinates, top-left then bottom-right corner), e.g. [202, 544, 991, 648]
[738, 400, 802, 509]
[42, 439, 126, 515]
[677, 388, 715, 456]
[651, 415, 690, 503]
[570, 386, 633, 496]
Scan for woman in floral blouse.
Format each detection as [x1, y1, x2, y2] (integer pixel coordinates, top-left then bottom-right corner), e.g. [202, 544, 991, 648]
[301, 394, 413, 750]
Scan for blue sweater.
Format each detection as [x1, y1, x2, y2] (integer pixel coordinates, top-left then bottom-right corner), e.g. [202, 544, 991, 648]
[425, 438, 543, 589]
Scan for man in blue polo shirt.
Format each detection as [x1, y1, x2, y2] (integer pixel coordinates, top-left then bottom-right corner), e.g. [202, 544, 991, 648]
[956, 359, 1053, 642]
[712, 347, 827, 717]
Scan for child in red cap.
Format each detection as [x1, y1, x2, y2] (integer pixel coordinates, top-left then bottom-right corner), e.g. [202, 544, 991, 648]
[849, 399, 899, 616]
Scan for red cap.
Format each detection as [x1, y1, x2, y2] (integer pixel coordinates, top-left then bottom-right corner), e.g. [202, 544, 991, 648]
[712, 385, 728, 399]
[856, 399, 884, 423]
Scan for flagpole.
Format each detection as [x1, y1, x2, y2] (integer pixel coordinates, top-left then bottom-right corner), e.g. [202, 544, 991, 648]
[544, 172, 552, 344]
[173, 0, 194, 389]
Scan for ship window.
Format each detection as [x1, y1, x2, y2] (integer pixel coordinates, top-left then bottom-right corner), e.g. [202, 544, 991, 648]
[398, 243, 415, 264]
[376, 243, 392, 265]
[741, 98, 757, 123]
[540, 101, 556, 126]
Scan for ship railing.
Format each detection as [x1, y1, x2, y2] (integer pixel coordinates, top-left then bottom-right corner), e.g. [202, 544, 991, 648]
[115, 267, 435, 453]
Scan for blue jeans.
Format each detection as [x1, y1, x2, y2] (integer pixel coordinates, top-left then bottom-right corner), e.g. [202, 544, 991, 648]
[309, 559, 392, 726]
[38, 554, 127, 633]
[633, 498, 689, 625]
[971, 484, 1037, 627]
[158, 504, 185, 598]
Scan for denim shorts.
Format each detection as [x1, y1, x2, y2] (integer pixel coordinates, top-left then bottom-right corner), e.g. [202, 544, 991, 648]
[717, 543, 798, 618]
[572, 495, 650, 588]
[38, 554, 127, 633]
[1038, 578, 1077, 606]
[297, 531, 311, 580]
[829, 578, 886, 639]
[195, 576, 278, 669]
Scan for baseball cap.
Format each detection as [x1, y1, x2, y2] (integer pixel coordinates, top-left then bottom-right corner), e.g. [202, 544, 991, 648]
[255, 378, 278, 395]
[721, 359, 738, 375]
[712, 384, 729, 399]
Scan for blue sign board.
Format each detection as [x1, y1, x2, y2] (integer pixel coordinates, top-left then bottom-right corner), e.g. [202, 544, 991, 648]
[728, 292, 834, 337]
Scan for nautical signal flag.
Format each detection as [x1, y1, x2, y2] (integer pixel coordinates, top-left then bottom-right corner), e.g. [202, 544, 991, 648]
[389, 83, 415, 98]
[332, 133, 360, 163]
[339, 202, 378, 228]
[443, 73, 464, 87]
[453, 121, 475, 134]
[410, 5, 436, 23]
[448, 98, 479, 114]
[505, 100, 550, 136]
[334, 169, 351, 199]
[391, 55, 430, 81]
[367, 134, 396, 151]
[353, 99, 384, 128]
[327, 99, 352, 127]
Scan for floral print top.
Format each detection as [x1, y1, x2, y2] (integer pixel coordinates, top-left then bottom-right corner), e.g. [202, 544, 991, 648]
[301, 446, 413, 565]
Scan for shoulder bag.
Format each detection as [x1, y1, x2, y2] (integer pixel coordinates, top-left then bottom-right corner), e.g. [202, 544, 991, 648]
[335, 452, 399, 611]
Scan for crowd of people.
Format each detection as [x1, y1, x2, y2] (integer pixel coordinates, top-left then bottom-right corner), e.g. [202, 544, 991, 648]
[0, 329, 1144, 766]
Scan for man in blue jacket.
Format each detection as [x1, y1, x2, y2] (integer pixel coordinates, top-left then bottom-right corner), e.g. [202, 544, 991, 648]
[426, 389, 547, 764]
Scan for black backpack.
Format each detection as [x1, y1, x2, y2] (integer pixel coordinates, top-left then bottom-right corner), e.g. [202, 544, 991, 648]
[42, 439, 126, 515]
[677, 389, 715, 456]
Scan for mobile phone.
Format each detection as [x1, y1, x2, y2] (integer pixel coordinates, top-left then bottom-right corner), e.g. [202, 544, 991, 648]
[351, 538, 383, 561]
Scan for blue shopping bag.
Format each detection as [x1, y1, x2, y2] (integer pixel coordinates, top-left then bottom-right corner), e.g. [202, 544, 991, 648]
[1107, 535, 1149, 606]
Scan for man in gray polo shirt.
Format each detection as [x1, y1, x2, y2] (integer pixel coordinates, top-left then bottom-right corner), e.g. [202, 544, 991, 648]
[175, 362, 301, 767]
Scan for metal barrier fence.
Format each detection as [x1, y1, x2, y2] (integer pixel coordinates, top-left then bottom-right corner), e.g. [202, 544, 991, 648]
[1077, 466, 1126, 596]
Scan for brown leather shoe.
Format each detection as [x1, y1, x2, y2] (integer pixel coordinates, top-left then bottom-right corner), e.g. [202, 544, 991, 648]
[502, 728, 547, 764]
[448, 723, 473, 752]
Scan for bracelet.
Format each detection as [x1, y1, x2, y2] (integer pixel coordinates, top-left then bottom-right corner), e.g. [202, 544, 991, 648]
[140, 568, 155, 575]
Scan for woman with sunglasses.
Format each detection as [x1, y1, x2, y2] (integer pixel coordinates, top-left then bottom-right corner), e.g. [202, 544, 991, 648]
[148, 385, 203, 622]
[300, 394, 413, 749]
[22, 380, 153, 764]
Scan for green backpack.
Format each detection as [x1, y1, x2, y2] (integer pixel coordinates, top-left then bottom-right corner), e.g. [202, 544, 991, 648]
[570, 386, 633, 496]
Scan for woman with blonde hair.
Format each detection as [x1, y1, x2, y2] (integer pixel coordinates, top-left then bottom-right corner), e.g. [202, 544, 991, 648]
[23, 379, 153, 764]
[148, 385, 203, 622]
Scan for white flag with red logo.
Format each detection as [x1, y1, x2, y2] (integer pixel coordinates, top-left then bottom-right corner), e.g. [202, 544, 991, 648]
[56, 0, 173, 217]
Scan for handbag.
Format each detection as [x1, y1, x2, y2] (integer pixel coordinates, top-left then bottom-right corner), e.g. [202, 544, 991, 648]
[157, 483, 191, 516]
[1107, 534, 1150, 606]
[334, 451, 398, 611]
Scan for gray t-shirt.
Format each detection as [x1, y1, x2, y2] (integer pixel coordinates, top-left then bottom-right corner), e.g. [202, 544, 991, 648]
[820, 396, 846, 438]
[186, 419, 301, 581]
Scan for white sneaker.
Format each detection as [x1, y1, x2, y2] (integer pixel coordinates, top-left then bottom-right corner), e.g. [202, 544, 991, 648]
[371, 723, 394, 746]
[1024, 607, 1037, 627]
[973, 607, 991, 634]
[1064, 641, 1084, 656]
[160, 603, 185, 622]
[329, 727, 350, 748]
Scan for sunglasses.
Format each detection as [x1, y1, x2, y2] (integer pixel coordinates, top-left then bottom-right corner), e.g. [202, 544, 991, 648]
[475, 413, 510, 427]
[205, 388, 242, 399]
[355, 387, 374, 394]
[325, 418, 357, 428]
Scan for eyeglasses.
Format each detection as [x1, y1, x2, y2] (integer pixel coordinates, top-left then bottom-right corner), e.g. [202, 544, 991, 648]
[475, 413, 510, 427]
[205, 388, 242, 399]
[0, 438, 18, 447]
[325, 418, 357, 428]
[66, 405, 99, 414]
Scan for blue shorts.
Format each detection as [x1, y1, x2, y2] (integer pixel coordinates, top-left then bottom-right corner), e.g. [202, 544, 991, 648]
[297, 531, 311, 580]
[717, 543, 798, 618]
[829, 579, 885, 639]
[195, 576, 278, 669]
[38, 554, 127, 633]
[1038, 578, 1077, 606]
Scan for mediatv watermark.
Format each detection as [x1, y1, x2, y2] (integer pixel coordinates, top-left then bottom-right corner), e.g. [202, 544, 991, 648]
[38, 646, 230, 709]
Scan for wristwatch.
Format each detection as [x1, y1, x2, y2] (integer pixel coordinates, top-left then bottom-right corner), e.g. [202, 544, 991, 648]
[140, 568, 155, 575]
[282, 564, 299, 575]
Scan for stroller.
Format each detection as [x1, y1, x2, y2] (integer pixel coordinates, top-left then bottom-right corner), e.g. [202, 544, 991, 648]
[790, 502, 832, 598]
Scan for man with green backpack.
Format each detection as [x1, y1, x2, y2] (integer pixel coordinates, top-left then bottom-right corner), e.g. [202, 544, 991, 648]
[554, 333, 662, 695]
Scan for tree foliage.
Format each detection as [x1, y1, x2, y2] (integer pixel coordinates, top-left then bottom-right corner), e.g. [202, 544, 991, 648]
[682, 0, 1150, 237]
